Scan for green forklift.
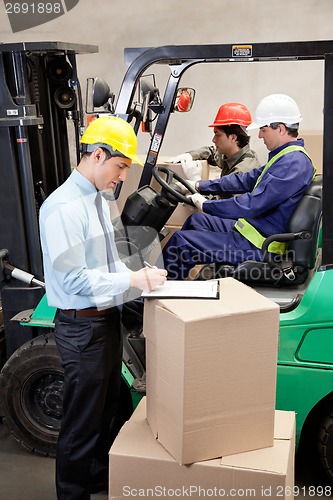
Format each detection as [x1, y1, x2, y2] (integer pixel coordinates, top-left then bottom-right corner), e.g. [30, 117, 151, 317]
[0, 40, 333, 483]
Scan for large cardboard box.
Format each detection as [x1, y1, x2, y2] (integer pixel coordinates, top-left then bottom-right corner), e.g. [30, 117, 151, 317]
[109, 398, 295, 500]
[301, 131, 323, 174]
[144, 278, 280, 464]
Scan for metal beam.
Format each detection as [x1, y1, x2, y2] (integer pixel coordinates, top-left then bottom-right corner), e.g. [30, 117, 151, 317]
[116, 40, 333, 113]
[321, 53, 333, 267]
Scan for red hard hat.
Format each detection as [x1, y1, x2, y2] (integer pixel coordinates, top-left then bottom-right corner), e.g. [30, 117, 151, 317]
[176, 90, 191, 112]
[208, 102, 252, 127]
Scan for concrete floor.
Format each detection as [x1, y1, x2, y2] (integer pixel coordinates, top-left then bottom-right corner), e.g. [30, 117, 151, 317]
[0, 421, 107, 500]
[0, 419, 332, 500]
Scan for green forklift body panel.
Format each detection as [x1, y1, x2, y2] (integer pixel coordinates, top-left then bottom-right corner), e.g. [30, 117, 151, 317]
[121, 361, 144, 408]
[276, 267, 333, 445]
[25, 294, 56, 328]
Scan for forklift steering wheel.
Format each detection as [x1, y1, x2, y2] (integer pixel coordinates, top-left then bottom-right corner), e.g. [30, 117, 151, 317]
[152, 166, 198, 206]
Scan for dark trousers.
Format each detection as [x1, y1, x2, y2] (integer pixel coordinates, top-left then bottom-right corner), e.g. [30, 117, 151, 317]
[162, 212, 262, 280]
[54, 308, 122, 500]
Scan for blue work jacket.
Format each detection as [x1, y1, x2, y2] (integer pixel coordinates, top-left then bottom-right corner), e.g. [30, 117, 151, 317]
[197, 139, 314, 237]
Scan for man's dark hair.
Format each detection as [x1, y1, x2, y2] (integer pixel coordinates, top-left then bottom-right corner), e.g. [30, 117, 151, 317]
[284, 126, 298, 138]
[220, 125, 250, 148]
[270, 122, 299, 138]
[81, 147, 112, 160]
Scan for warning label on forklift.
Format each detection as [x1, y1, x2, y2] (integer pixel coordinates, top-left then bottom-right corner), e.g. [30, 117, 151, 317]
[147, 151, 157, 165]
[232, 45, 253, 58]
[151, 133, 162, 153]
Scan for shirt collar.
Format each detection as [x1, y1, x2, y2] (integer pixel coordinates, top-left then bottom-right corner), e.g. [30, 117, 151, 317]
[71, 168, 97, 196]
[222, 144, 250, 167]
[268, 139, 305, 160]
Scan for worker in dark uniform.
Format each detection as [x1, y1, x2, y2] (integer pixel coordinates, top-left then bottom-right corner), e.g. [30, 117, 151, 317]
[39, 116, 167, 499]
[162, 94, 315, 280]
[170, 102, 260, 181]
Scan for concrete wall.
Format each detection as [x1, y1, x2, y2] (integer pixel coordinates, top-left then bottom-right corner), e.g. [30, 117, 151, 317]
[0, 0, 331, 165]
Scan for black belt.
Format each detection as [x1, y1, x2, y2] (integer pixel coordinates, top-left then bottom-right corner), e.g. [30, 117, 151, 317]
[60, 307, 113, 318]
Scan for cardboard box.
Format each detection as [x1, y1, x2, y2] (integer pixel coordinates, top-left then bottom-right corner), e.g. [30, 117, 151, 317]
[109, 398, 295, 500]
[144, 278, 280, 464]
[301, 131, 323, 175]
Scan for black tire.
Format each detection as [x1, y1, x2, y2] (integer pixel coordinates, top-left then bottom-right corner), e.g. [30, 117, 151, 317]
[0, 333, 63, 457]
[319, 410, 333, 483]
[0, 332, 135, 458]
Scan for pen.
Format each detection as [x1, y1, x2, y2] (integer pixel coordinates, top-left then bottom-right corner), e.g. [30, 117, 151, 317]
[143, 261, 157, 269]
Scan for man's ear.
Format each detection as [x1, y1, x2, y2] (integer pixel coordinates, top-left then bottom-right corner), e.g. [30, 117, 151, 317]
[92, 147, 105, 163]
[279, 124, 288, 135]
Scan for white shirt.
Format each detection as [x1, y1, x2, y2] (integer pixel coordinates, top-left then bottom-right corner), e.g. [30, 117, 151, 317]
[39, 168, 130, 310]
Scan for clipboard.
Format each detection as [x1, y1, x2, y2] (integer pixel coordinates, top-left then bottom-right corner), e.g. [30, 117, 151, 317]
[141, 279, 220, 299]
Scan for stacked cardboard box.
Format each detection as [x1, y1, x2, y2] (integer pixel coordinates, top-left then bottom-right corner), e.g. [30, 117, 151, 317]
[109, 278, 296, 499]
[109, 398, 295, 500]
[144, 278, 280, 464]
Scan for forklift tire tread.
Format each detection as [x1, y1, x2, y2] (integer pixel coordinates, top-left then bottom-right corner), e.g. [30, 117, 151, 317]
[0, 333, 63, 457]
[318, 410, 333, 482]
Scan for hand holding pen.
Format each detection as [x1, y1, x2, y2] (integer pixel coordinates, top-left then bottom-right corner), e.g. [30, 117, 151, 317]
[143, 260, 157, 269]
[129, 261, 167, 291]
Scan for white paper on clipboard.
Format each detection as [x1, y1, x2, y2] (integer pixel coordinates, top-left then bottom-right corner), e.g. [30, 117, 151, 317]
[141, 279, 220, 299]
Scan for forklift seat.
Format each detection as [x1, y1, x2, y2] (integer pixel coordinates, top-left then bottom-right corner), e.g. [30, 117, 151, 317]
[197, 176, 323, 287]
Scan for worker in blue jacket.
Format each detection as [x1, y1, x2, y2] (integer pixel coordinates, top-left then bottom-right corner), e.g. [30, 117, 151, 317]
[162, 94, 315, 280]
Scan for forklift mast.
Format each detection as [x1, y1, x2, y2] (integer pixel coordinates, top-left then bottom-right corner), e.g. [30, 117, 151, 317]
[113, 41, 333, 268]
[0, 41, 98, 279]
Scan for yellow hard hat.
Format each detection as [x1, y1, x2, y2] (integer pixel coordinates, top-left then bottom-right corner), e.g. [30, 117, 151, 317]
[81, 115, 143, 166]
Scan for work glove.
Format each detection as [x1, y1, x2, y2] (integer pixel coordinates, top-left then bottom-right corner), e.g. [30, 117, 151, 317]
[187, 192, 207, 211]
[169, 152, 192, 163]
[180, 159, 203, 181]
[175, 180, 197, 195]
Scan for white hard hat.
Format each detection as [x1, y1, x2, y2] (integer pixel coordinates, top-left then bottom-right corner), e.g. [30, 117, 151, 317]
[247, 94, 302, 130]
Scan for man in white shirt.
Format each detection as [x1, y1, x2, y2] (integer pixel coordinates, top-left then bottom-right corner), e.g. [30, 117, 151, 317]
[39, 116, 167, 499]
